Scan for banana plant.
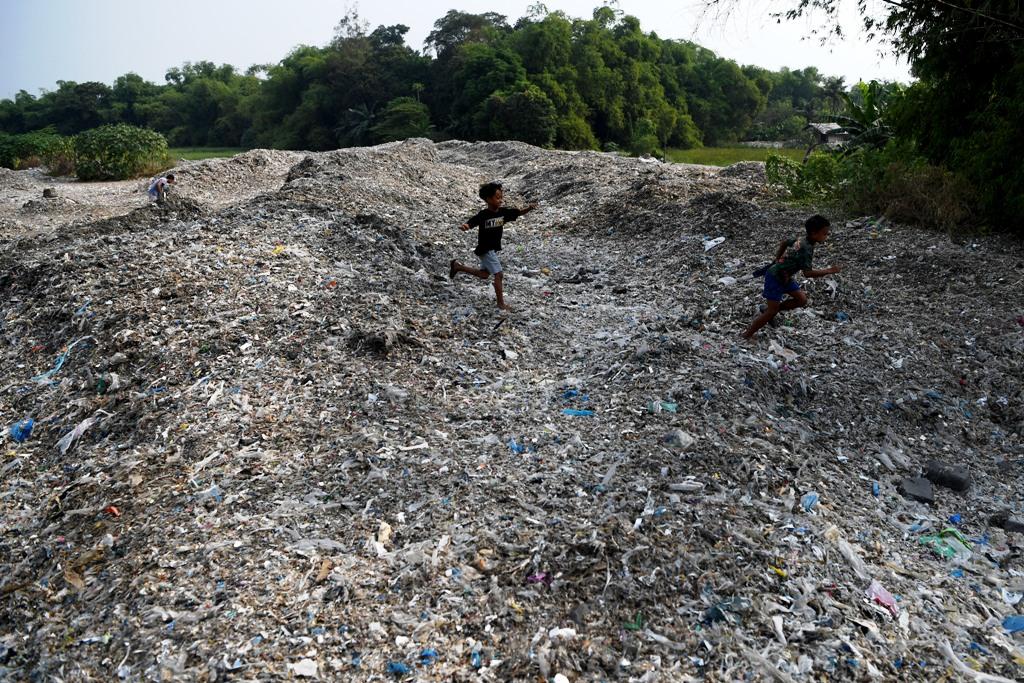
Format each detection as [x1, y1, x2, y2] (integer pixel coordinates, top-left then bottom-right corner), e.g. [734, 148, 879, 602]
[832, 80, 896, 153]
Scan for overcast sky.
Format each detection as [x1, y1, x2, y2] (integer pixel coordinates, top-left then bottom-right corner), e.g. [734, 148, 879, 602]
[0, 0, 911, 100]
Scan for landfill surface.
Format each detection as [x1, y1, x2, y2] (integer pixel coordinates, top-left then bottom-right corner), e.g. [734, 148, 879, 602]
[2, 139, 1023, 682]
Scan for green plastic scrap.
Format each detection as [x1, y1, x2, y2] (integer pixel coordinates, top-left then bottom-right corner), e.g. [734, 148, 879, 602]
[938, 527, 971, 547]
[919, 536, 956, 558]
[623, 612, 645, 631]
[919, 527, 972, 558]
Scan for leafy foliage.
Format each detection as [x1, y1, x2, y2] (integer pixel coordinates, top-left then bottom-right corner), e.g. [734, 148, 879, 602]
[765, 144, 974, 231]
[370, 98, 433, 143]
[1, 7, 867, 165]
[481, 85, 556, 146]
[765, 151, 837, 201]
[73, 124, 170, 180]
[0, 128, 72, 172]
[711, 0, 1024, 231]
[833, 80, 896, 152]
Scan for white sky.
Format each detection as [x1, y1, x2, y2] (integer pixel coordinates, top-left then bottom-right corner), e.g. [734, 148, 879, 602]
[0, 0, 911, 100]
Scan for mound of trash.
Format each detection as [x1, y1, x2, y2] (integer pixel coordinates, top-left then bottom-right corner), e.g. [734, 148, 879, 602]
[169, 149, 307, 207]
[1, 141, 1023, 682]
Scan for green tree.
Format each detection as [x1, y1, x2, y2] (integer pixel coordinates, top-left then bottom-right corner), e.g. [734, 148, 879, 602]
[480, 84, 557, 146]
[370, 97, 432, 142]
[709, 0, 1024, 230]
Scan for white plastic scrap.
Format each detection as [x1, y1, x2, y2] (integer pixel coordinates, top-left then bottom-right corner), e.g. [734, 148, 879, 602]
[287, 658, 318, 678]
[939, 640, 1017, 683]
[56, 416, 99, 455]
[702, 236, 726, 252]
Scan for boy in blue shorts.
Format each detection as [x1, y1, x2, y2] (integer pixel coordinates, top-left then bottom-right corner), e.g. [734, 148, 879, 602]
[449, 182, 537, 311]
[742, 214, 842, 339]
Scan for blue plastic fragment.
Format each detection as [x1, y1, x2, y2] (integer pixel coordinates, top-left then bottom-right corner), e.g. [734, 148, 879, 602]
[470, 650, 483, 669]
[420, 648, 438, 666]
[948, 514, 962, 525]
[801, 492, 819, 512]
[872, 481, 880, 497]
[9, 417, 34, 443]
[387, 661, 410, 675]
[835, 311, 850, 322]
[950, 568, 964, 578]
[969, 642, 990, 656]
[507, 438, 527, 454]
[1004, 615, 1024, 633]
[562, 408, 594, 417]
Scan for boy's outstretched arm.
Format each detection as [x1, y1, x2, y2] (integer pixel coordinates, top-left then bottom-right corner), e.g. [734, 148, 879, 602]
[459, 222, 471, 231]
[802, 265, 843, 278]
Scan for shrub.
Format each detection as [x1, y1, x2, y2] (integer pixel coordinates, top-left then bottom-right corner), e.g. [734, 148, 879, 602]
[765, 151, 838, 200]
[39, 134, 76, 175]
[765, 143, 975, 231]
[0, 133, 19, 169]
[837, 144, 974, 231]
[629, 118, 661, 158]
[0, 128, 71, 171]
[74, 124, 171, 181]
[765, 152, 804, 194]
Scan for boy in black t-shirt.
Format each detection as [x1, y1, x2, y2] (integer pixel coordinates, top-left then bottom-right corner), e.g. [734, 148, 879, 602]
[449, 182, 537, 311]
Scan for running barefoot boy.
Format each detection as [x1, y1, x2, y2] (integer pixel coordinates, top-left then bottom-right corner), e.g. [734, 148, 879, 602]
[449, 182, 537, 311]
[742, 214, 842, 339]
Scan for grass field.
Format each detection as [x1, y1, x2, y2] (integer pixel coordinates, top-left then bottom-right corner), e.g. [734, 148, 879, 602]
[666, 146, 805, 166]
[169, 147, 246, 160]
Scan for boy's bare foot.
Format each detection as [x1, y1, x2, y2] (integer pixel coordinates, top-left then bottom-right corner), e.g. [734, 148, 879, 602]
[449, 260, 457, 280]
[497, 302, 513, 312]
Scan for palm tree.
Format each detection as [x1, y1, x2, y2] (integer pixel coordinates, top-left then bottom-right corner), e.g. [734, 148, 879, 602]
[336, 102, 377, 147]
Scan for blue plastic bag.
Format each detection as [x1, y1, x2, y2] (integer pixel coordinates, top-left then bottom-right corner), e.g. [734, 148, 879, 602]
[10, 417, 34, 443]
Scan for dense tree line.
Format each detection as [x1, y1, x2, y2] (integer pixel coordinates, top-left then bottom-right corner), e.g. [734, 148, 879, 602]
[0, 6, 844, 154]
[713, 0, 1024, 232]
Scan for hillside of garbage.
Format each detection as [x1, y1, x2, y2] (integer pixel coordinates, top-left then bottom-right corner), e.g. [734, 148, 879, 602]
[2, 139, 1023, 681]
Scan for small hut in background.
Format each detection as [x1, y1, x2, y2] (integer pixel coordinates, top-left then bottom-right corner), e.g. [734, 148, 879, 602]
[803, 122, 851, 160]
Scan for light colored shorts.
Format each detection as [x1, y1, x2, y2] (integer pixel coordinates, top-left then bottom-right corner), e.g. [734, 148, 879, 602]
[478, 250, 502, 275]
